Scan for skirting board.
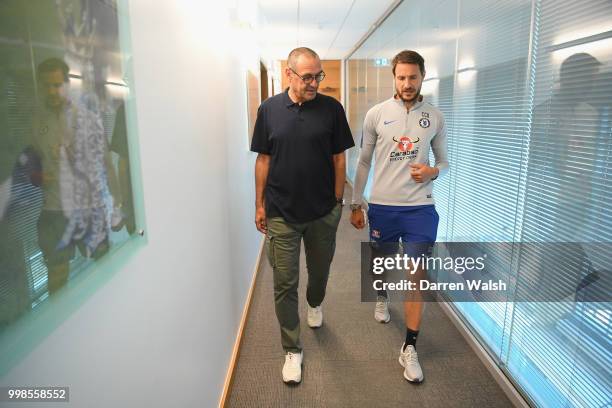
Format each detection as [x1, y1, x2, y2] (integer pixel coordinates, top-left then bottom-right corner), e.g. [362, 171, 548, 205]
[438, 301, 532, 408]
[219, 236, 266, 408]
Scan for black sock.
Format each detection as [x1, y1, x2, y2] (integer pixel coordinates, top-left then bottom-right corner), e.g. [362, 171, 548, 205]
[377, 289, 388, 298]
[403, 328, 419, 351]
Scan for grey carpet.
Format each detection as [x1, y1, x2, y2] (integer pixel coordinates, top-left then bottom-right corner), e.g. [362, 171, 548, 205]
[227, 187, 514, 408]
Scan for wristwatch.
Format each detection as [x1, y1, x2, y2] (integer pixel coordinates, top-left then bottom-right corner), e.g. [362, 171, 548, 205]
[350, 204, 362, 211]
[336, 197, 345, 206]
[431, 168, 439, 181]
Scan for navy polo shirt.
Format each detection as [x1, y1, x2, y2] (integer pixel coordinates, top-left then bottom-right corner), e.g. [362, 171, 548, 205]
[250, 90, 354, 223]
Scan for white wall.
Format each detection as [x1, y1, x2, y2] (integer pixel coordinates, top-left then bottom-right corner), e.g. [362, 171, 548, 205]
[0, 1, 262, 407]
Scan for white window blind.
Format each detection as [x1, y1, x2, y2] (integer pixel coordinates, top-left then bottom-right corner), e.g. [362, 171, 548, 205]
[510, 0, 612, 407]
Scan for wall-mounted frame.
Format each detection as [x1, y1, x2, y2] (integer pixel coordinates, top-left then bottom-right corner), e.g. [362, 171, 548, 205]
[0, 0, 146, 375]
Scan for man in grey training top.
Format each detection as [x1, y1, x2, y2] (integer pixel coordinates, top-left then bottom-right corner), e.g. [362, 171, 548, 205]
[350, 50, 448, 383]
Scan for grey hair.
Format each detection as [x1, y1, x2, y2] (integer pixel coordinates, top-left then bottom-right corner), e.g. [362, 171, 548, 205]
[287, 47, 320, 69]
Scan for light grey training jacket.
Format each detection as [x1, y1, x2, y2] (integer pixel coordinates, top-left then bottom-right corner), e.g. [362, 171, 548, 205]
[352, 96, 449, 206]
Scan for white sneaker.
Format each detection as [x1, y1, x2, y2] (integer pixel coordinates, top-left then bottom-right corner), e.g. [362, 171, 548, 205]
[398, 344, 424, 383]
[374, 295, 390, 323]
[282, 351, 303, 384]
[307, 304, 323, 328]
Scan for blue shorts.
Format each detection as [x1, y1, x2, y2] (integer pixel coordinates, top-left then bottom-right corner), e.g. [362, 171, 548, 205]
[367, 204, 439, 256]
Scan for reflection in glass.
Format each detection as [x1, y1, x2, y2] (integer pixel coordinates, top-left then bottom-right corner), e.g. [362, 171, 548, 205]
[0, 1, 137, 332]
[31, 58, 117, 294]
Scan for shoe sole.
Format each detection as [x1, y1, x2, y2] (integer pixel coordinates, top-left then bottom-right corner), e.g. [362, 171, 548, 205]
[375, 314, 391, 323]
[283, 366, 303, 383]
[403, 373, 424, 384]
[398, 356, 424, 384]
[283, 358, 303, 384]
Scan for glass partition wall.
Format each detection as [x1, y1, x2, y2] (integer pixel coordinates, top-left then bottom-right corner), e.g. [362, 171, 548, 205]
[346, 0, 611, 406]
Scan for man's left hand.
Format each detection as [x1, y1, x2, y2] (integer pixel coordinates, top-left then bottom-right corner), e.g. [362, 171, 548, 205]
[410, 163, 438, 183]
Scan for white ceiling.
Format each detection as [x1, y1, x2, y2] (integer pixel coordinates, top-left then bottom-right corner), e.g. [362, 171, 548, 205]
[257, 0, 397, 60]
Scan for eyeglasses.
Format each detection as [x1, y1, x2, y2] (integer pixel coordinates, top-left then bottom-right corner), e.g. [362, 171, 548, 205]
[289, 67, 326, 83]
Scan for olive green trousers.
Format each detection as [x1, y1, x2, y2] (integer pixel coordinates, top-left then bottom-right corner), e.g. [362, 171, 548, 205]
[265, 204, 342, 352]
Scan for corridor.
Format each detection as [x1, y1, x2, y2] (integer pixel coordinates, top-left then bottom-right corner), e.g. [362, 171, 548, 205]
[0, 2, 609, 407]
[227, 187, 513, 407]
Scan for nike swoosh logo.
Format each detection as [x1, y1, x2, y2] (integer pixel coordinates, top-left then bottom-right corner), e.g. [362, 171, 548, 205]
[383, 120, 397, 125]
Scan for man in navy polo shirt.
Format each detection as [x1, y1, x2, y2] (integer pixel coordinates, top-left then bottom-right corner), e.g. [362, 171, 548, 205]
[251, 47, 354, 384]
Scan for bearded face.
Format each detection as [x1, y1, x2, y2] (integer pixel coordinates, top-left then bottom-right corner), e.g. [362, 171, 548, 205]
[41, 69, 68, 109]
[394, 63, 424, 105]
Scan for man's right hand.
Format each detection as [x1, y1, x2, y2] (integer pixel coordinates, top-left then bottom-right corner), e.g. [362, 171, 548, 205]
[350, 208, 366, 229]
[255, 206, 267, 234]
